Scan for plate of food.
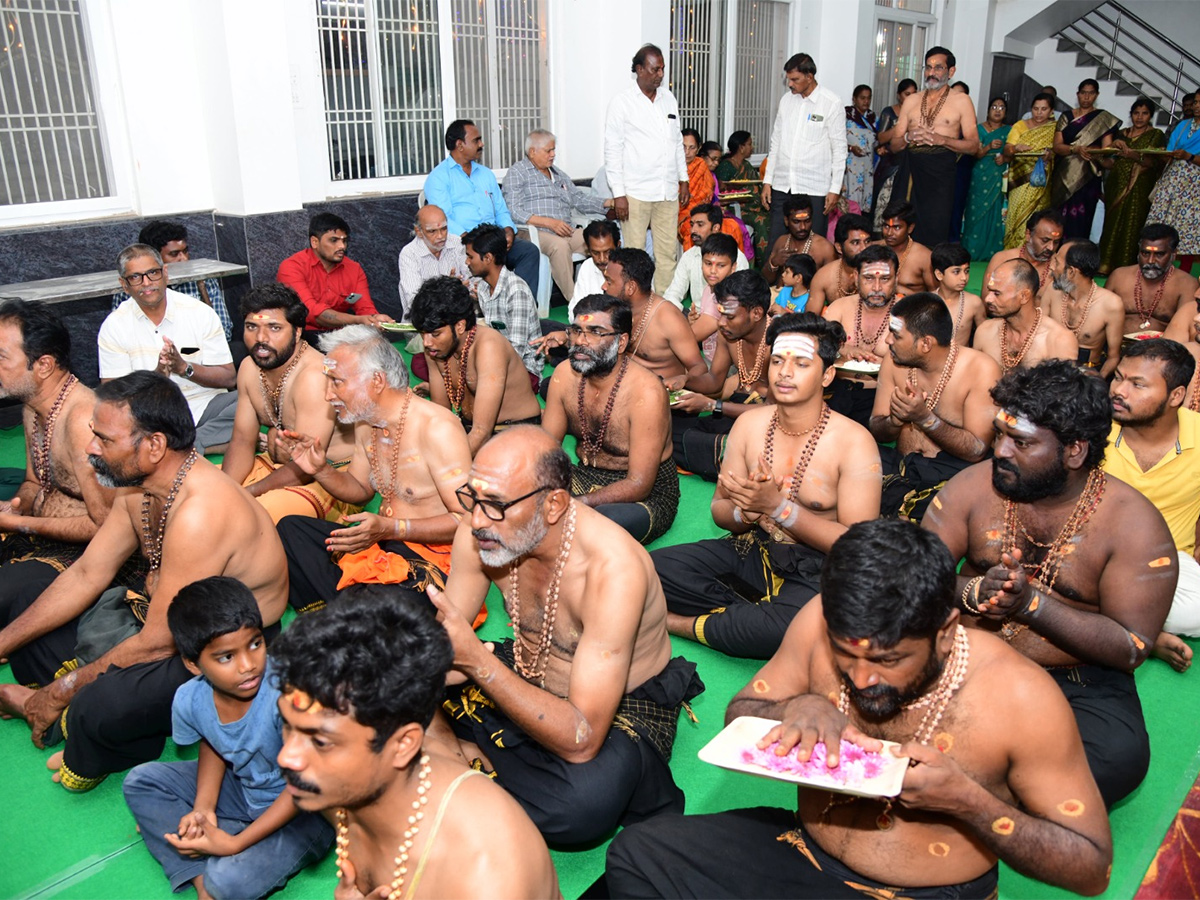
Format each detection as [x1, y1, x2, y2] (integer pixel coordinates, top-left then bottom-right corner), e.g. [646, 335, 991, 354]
[668, 389, 689, 405]
[835, 359, 881, 375]
[698, 716, 907, 798]
[1124, 331, 1164, 341]
[380, 322, 418, 333]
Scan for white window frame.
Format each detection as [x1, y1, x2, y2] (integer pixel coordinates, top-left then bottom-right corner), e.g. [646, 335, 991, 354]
[872, 1, 941, 112]
[0, 1, 137, 229]
[298, 0, 549, 202]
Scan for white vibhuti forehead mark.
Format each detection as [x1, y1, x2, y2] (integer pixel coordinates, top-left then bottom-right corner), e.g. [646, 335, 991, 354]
[995, 409, 1037, 435]
[861, 262, 892, 278]
[719, 301, 739, 316]
[772, 334, 816, 358]
[322, 358, 337, 375]
[888, 315, 904, 334]
[470, 476, 490, 492]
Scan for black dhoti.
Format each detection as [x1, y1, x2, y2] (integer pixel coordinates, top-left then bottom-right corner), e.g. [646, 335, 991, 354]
[903, 147, 959, 246]
[879, 447, 976, 522]
[442, 643, 703, 845]
[652, 531, 823, 659]
[604, 808, 999, 899]
[570, 458, 679, 545]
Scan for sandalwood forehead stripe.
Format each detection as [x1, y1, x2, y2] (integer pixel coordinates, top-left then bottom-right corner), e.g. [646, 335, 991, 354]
[772, 334, 816, 358]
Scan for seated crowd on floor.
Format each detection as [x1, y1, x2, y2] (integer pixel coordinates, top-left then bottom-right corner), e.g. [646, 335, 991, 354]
[4, 40, 1200, 900]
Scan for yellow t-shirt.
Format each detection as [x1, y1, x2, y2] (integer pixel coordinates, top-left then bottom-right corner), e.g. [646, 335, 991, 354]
[1102, 408, 1200, 554]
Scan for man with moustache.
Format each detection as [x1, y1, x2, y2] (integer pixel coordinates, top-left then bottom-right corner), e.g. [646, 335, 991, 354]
[99, 243, 238, 456]
[429, 426, 703, 844]
[822, 244, 901, 426]
[410, 276, 542, 455]
[663, 204, 749, 310]
[274, 325, 472, 614]
[973, 259, 1077, 373]
[0, 300, 120, 648]
[1042, 239, 1124, 374]
[888, 46, 981, 245]
[654, 313, 881, 659]
[671, 270, 774, 479]
[1112, 224, 1200, 337]
[1104, 339, 1200, 673]
[761, 195, 836, 286]
[0, 371, 288, 792]
[924, 361, 1177, 806]
[273, 587, 560, 897]
[542, 295, 679, 544]
[870, 292, 1001, 519]
[572, 220, 621, 318]
[605, 519, 1112, 899]
[600, 248, 708, 389]
[398, 204, 469, 320]
[220, 284, 360, 525]
[806, 213, 873, 312]
[981, 208, 1064, 295]
[878, 201, 937, 296]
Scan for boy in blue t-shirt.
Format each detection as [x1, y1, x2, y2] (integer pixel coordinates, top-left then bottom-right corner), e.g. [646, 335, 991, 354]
[772, 253, 817, 315]
[123, 577, 332, 900]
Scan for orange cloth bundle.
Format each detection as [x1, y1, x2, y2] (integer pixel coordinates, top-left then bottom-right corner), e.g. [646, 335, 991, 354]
[336, 542, 487, 629]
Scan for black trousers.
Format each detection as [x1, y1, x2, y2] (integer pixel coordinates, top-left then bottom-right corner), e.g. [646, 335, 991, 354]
[652, 534, 823, 659]
[1048, 664, 1149, 808]
[604, 808, 999, 899]
[672, 410, 734, 481]
[879, 446, 975, 522]
[276, 515, 437, 614]
[767, 191, 829, 257]
[2, 559, 78, 687]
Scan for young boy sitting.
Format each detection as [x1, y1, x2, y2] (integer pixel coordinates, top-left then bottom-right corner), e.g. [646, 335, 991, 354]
[123, 577, 333, 900]
[771, 253, 816, 315]
[930, 241, 986, 346]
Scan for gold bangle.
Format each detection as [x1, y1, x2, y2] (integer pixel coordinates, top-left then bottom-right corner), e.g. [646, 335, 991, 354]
[960, 576, 984, 614]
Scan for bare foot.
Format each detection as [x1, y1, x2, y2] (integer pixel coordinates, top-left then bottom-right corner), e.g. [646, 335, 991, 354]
[1153, 632, 1194, 672]
[46, 750, 64, 771]
[0, 683, 34, 721]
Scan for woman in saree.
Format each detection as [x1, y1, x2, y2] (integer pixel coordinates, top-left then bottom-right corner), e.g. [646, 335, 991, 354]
[715, 130, 768, 259]
[1147, 91, 1200, 268]
[842, 85, 877, 214]
[678, 128, 715, 246]
[1050, 79, 1120, 239]
[962, 95, 1011, 261]
[998, 93, 1056, 249]
[1098, 97, 1166, 274]
[872, 78, 917, 229]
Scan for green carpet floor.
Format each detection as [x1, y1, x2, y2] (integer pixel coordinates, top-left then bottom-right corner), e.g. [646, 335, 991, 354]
[4, 271, 1200, 899]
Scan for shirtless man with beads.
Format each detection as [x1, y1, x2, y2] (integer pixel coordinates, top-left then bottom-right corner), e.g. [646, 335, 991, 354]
[878, 201, 937, 296]
[973, 259, 1077, 373]
[606, 519, 1112, 899]
[1113, 224, 1200, 338]
[924, 360, 1176, 807]
[806, 213, 873, 313]
[427, 425, 702, 845]
[1041, 240, 1124, 376]
[981, 208, 1064, 298]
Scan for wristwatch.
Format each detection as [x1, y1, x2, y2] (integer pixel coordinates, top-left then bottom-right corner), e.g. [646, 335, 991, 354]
[712, 400, 724, 417]
[183, 363, 195, 379]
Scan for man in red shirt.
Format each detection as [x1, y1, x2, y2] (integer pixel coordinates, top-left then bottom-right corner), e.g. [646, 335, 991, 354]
[276, 213, 394, 334]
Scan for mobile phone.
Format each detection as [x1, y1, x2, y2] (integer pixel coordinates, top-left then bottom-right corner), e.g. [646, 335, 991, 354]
[180, 347, 200, 355]
[345, 292, 362, 305]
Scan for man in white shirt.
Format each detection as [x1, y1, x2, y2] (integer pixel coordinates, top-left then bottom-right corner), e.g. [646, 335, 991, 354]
[663, 204, 749, 310]
[571, 220, 621, 319]
[98, 244, 237, 455]
[398, 204, 468, 321]
[604, 43, 689, 295]
[762, 53, 847, 254]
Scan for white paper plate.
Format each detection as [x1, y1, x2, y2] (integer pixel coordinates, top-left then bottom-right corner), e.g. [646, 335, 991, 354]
[835, 359, 881, 374]
[698, 716, 907, 798]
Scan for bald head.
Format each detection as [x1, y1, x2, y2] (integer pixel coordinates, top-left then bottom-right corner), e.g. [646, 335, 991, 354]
[476, 426, 571, 493]
[415, 205, 450, 254]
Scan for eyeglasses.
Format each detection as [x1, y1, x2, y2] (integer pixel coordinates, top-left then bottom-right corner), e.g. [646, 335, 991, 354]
[924, 64, 949, 73]
[565, 325, 620, 340]
[122, 267, 164, 286]
[456, 485, 549, 521]
[990, 104, 1006, 109]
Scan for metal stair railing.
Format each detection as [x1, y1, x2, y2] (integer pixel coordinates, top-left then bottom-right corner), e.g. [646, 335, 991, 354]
[1054, 1, 1200, 127]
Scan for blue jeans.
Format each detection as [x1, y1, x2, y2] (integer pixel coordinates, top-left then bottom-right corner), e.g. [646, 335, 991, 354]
[123, 761, 333, 899]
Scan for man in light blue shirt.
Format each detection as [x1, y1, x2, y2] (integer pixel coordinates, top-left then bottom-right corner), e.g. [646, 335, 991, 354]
[423, 120, 541, 298]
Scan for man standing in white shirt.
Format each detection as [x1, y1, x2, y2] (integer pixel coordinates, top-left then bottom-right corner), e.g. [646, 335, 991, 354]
[762, 53, 847, 254]
[604, 44, 689, 295]
[98, 244, 237, 456]
[398, 204, 468, 321]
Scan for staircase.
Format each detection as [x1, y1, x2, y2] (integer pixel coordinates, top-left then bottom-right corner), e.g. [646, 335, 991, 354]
[1053, 1, 1200, 128]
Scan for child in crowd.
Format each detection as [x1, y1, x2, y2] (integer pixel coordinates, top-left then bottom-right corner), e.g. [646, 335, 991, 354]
[930, 242, 987, 345]
[771, 253, 816, 315]
[123, 577, 332, 900]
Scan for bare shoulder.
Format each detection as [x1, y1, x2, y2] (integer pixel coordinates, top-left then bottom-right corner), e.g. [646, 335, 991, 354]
[1105, 265, 1135, 291]
[547, 357, 578, 392]
[938, 460, 993, 510]
[965, 629, 1073, 718]
[290, 359, 330, 401]
[972, 317, 1001, 344]
[1102, 474, 1173, 539]
[823, 294, 853, 321]
[948, 90, 976, 118]
[960, 345, 1002, 381]
[1096, 288, 1125, 315]
[826, 410, 879, 459]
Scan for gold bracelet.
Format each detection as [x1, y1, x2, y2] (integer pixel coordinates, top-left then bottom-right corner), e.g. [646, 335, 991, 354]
[960, 576, 984, 614]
